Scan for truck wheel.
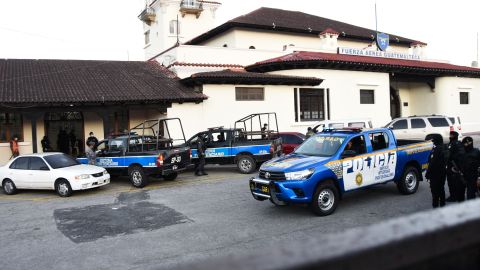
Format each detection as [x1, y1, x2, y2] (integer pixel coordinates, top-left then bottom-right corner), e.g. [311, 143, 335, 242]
[164, 172, 178, 181]
[129, 166, 148, 188]
[2, 179, 17, 195]
[237, 155, 256, 174]
[310, 181, 339, 216]
[397, 166, 420, 195]
[55, 179, 73, 197]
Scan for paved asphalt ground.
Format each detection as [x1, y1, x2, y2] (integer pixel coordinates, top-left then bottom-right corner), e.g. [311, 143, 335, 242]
[0, 136, 478, 270]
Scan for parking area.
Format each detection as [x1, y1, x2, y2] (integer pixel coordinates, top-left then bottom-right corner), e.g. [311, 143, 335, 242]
[0, 136, 479, 270]
[0, 164, 438, 270]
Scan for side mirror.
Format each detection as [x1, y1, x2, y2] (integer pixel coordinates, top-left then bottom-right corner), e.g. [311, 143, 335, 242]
[341, 150, 357, 158]
[40, 166, 50, 171]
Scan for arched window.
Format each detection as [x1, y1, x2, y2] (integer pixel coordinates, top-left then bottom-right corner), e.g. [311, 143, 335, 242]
[169, 20, 180, 35]
[249, 46, 256, 49]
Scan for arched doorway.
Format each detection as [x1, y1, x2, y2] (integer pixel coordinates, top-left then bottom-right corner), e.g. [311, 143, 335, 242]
[390, 87, 401, 119]
[44, 112, 84, 155]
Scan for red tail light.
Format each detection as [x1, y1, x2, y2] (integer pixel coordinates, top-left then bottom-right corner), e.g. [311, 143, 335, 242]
[458, 126, 462, 131]
[270, 144, 274, 154]
[449, 126, 454, 132]
[189, 148, 192, 158]
[156, 154, 164, 167]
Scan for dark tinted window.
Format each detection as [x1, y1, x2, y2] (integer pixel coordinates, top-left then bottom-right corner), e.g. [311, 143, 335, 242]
[428, 118, 449, 127]
[282, 134, 304, 145]
[10, 157, 29, 170]
[392, 120, 407, 130]
[29, 157, 49, 170]
[360, 90, 375, 104]
[411, 119, 426, 129]
[460, 92, 469, 104]
[449, 117, 455, 124]
[369, 132, 389, 151]
[44, 154, 80, 169]
[235, 87, 264, 101]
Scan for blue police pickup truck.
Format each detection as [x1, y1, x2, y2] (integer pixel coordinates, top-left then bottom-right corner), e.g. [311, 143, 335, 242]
[185, 113, 282, 174]
[79, 118, 191, 188]
[249, 128, 433, 216]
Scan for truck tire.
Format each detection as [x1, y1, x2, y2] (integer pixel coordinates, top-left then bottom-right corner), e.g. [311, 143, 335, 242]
[310, 181, 339, 216]
[237, 155, 256, 174]
[2, 179, 17, 195]
[164, 172, 178, 181]
[397, 166, 420, 195]
[129, 166, 148, 188]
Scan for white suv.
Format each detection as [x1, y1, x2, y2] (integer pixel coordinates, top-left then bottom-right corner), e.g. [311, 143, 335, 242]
[385, 115, 462, 143]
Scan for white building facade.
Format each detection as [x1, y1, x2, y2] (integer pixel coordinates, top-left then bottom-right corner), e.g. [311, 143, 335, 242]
[141, 2, 480, 137]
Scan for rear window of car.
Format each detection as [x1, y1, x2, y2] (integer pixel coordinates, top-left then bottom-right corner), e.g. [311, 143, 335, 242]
[10, 157, 29, 170]
[428, 117, 450, 127]
[44, 154, 80, 169]
[281, 134, 304, 145]
[411, 119, 426, 129]
[392, 120, 408, 130]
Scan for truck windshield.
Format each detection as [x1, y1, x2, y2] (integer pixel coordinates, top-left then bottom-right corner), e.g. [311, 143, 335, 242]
[295, 135, 345, 157]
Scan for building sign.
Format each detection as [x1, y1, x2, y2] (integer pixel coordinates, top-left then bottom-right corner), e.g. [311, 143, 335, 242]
[376, 33, 389, 51]
[338, 47, 421, 61]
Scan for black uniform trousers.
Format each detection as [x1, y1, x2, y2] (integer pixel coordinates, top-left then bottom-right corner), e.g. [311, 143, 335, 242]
[430, 176, 446, 208]
[465, 175, 477, 200]
[195, 155, 206, 174]
[446, 169, 457, 200]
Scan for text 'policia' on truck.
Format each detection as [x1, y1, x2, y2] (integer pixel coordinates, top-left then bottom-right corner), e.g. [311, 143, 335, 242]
[249, 127, 432, 216]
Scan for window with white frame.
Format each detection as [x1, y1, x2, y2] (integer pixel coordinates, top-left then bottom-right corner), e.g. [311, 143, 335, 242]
[169, 20, 180, 35]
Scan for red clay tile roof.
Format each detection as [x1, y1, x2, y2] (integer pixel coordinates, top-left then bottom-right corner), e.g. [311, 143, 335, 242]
[181, 69, 323, 86]
[320, 28, 340, 35]
[167, 62, 244, 69]
[186, 7, 423, 46]
[0, 59, 206, 106]
[246, 51, 480, 78]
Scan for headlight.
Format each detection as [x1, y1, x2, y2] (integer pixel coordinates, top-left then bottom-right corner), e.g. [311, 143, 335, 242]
[75, 174, 90, 180]
[103, 170, 108, 175]
[285, 168, 315, 180]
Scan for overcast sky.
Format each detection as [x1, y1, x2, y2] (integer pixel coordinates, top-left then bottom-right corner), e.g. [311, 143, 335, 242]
[0, 0, 478, 66]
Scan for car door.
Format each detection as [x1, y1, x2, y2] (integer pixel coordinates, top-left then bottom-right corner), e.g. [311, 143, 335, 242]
[368, 132, 397, 185]
[7, 157, 30, 188]
[205, 130, 231, 163]
[341, 135, 372, 191]
[27, 157, 53, 189]
[408, 118, 427, 140]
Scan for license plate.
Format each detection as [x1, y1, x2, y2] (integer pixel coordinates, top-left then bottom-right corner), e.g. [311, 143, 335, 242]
[261, 185, 269, 193]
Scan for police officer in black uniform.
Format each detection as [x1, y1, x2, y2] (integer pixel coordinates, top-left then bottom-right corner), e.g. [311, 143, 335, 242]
[462, 136, 480, 200]
[446, 131, 466, 202]
[426, 134, 446, 208]
[195, 135, 208, 176]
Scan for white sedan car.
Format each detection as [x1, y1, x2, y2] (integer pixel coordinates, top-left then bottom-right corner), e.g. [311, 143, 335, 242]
[0, 153, 110, 197]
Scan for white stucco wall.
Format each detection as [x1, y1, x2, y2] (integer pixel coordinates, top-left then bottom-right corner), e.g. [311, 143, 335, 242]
[168, 69, 391, 138]
[271, 69, 392, 127]
[397, 78, 480, 133]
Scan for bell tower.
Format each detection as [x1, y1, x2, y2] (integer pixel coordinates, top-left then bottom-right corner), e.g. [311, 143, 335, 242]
[139, 0, 221, 60]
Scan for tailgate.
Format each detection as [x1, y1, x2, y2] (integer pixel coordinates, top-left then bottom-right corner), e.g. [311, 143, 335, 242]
[163, 147, 191, 169]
